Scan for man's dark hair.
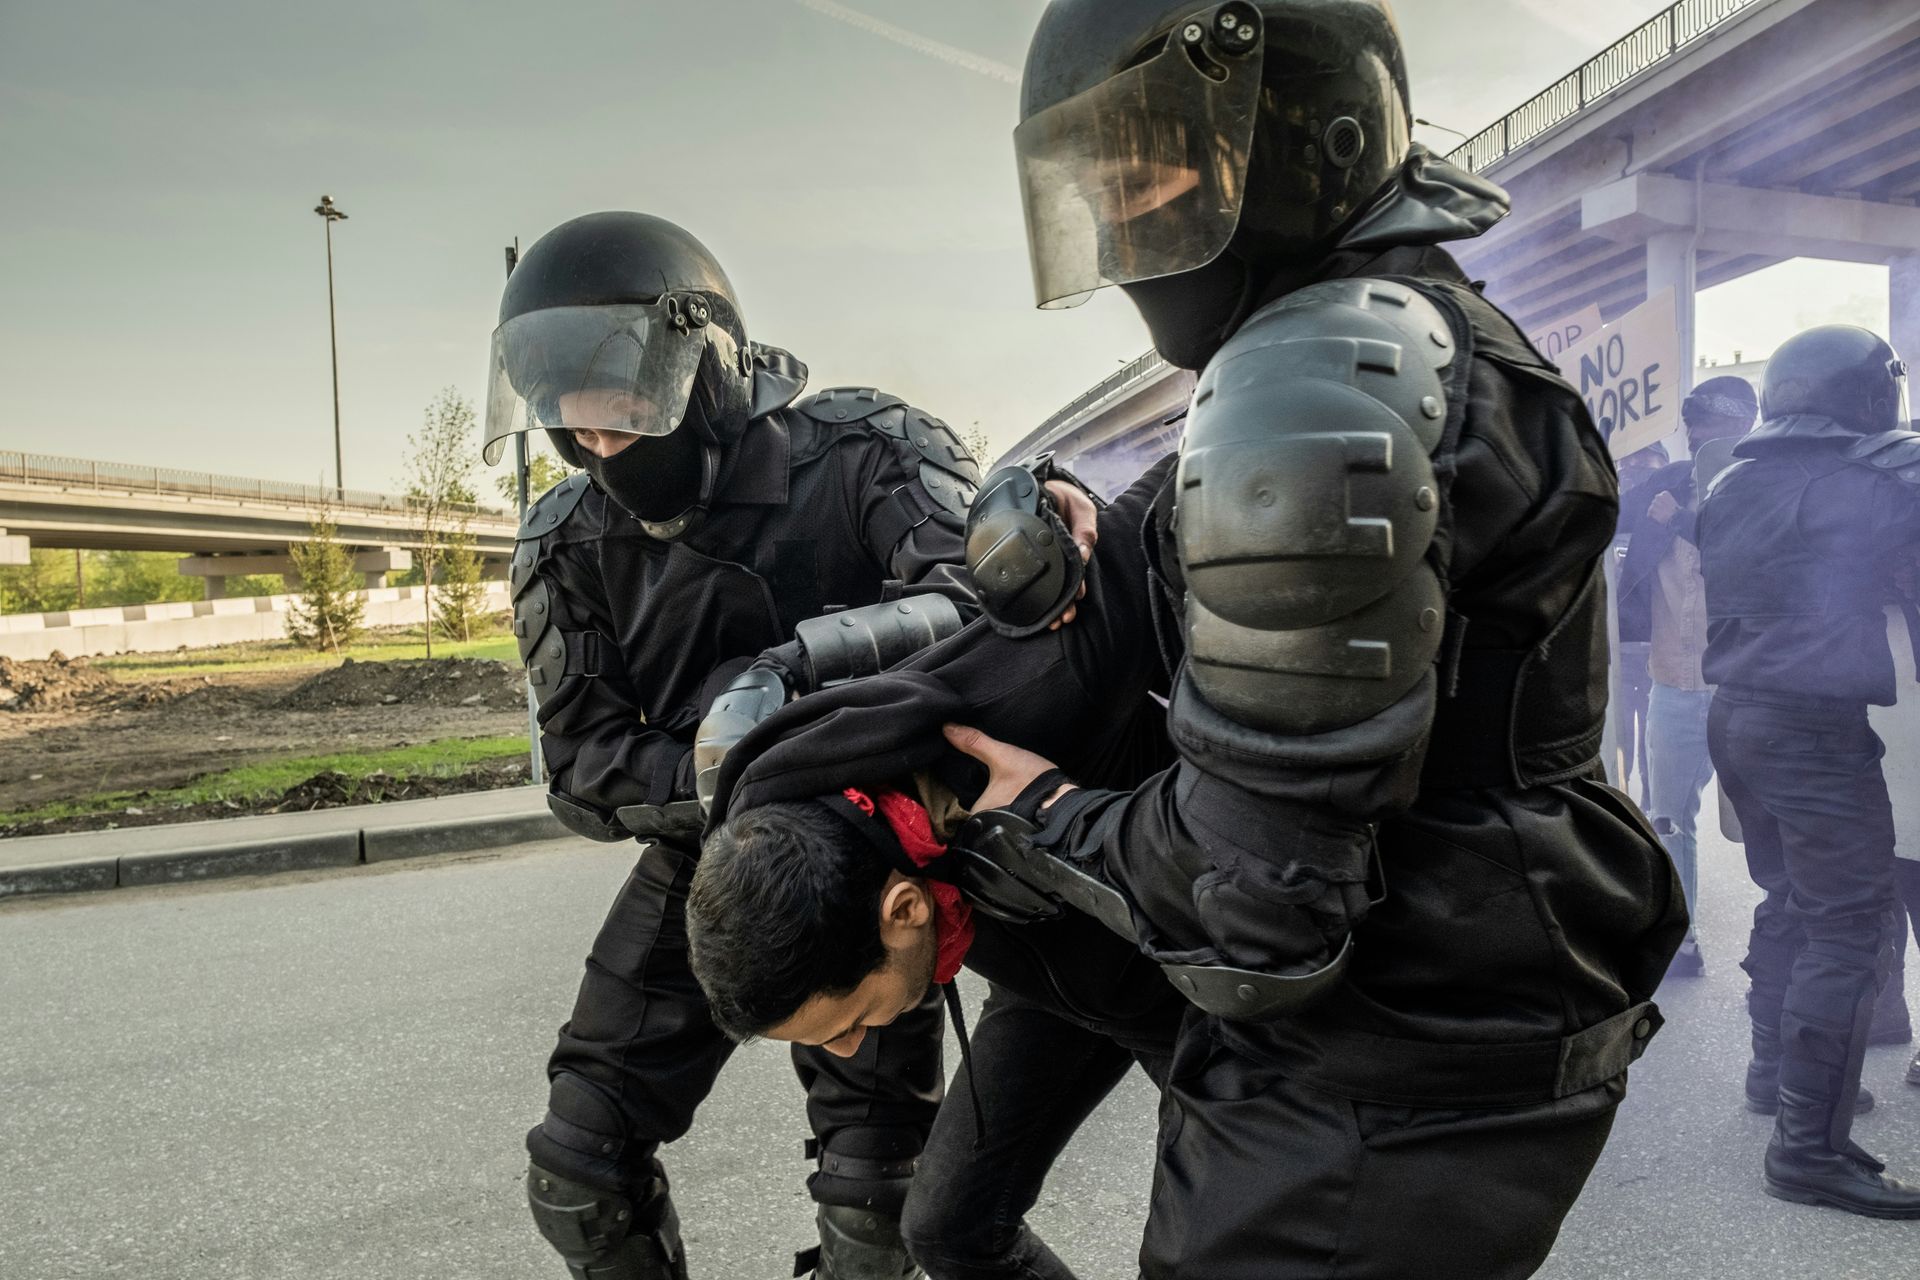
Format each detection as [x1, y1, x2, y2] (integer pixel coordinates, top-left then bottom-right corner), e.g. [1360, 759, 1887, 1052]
[688, 800, 892, 1041]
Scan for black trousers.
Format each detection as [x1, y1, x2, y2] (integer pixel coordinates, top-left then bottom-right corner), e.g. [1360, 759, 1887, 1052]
[1122, 1013, 1621, 1280]
[903, 984, 1167, 1280]
[531, 840, 946, 1202]
[1709, 693, 1898, 1129]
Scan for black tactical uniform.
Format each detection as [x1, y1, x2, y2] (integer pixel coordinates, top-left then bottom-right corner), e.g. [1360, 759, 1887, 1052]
[1698, 324, 1920, 1218]
[487, 212, 981, 1278]
[962, 3, 1686, 1275]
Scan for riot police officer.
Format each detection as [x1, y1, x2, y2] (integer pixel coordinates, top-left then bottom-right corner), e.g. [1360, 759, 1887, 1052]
[486, 211, 982, 1277]
[1698, 324, 1920, 1218]
[928, 3, 1685, 1275]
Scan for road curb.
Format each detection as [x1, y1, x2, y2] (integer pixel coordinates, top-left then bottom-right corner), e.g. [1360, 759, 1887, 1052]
[362, 809, 567, 864]
[0, 856, 119, 900]
[0, 788, 573, 902]
[118, 831, 364, 888]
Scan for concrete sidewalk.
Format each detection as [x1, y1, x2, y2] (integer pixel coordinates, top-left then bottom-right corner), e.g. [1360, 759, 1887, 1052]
[0, 786, 571, 901]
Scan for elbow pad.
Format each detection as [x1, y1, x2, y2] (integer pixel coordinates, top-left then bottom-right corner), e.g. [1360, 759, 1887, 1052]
[791, 594, 964, 690]
[692, 666, 791, 816]
[964, 455, 1094, 638]
[1179, 278, 1457, 734]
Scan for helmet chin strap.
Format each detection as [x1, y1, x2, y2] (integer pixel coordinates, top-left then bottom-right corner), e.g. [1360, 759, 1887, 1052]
[635, 441, 721, 542]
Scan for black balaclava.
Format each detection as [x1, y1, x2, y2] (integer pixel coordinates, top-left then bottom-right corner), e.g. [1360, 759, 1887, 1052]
[580, 427, 710, 525]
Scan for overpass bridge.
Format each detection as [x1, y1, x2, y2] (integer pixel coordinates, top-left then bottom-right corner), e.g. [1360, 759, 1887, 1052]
[0, 452, 518, 596]
[1015, 0, 1920, 488]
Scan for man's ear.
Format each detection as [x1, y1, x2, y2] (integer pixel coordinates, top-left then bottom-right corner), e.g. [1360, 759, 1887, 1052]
[877, 874, 932, 947]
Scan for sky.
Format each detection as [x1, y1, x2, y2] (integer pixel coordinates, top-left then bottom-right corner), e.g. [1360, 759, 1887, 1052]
[0, 0, 1883, 493]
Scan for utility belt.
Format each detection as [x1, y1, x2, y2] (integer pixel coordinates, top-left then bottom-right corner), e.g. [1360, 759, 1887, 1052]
[1218, 1001, 1665, 1108]
[1420, 645, 1604, 791]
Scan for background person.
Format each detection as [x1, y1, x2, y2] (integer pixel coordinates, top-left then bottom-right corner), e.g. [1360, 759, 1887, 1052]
[1616, 377, 1760, 978]
[1699, 324, 1920, 1217]
[1611, 441, 1670, 808]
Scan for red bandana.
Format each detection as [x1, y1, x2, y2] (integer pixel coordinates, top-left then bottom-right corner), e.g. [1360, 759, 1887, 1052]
[843, 787, 975, 984]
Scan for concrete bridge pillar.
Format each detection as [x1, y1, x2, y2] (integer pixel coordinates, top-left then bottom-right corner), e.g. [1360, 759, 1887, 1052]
[1892, 257, 1920, 413]
[0, 528, 27, 567]
[1647, 230, 1699, 411]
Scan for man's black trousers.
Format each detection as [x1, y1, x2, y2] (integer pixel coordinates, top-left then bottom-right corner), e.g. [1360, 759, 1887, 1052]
[1710, 692, 1899, 1129]
[530, 839, 946, 1204]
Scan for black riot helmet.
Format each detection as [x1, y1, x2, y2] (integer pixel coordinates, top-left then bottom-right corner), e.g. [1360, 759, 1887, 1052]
[1760, 326, 1910, 437]
[1016, 0, 1412, 365]
[484, 212, 755, 536]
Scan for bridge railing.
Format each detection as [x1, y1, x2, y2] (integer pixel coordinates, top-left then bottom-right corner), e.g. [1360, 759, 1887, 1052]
[0, 451, 511, 521]
[1447, 0, 1765, 174]
[1010, 349, 1173, 462]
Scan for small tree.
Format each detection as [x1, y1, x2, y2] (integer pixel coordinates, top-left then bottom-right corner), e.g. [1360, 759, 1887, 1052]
[494, 450, 570, 505]
[962, 424, 996, 472]
[433, 520, 488, 643]
[406, 387, 480, 658]
[287, 511, 365, 653]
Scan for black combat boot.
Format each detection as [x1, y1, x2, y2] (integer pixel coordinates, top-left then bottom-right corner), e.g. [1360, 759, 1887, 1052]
[1745, 1023, 1874, 1115]
[1906, 1050, 1919, 1087]
[805, 1205, 925, 1280]
[1763, 1088, 1920, 1218]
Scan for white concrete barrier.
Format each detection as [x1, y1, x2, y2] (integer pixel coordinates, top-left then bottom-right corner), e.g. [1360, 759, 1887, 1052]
[0, 583, 510, 660]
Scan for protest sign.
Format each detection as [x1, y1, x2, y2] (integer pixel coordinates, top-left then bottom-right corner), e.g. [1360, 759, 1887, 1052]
[1529, 304, 1604, 367]
[1570, 289, 1681, 459]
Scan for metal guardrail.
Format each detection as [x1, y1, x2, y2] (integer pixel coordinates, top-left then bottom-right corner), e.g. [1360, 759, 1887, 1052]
[0, 451, 511, 521]
[1445, 0, 1765, 174]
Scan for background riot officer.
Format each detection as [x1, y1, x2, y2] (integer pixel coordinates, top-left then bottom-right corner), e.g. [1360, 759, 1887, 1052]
[487, 211, 981, 1278]
[941, 3, 1686, 1275]
[1698, 324, 1920, 1218]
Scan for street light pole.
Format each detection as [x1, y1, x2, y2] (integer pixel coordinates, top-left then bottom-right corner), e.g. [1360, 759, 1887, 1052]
[313, 195, 349, 499]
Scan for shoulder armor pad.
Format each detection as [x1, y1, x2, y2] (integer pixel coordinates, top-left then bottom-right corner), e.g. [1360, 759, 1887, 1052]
[512, 471, 592, 598]
[1177, 276, 1456, 734]
[1845, 429, 1920, 485]
[797, 386, 909, 424]
[516, 471, 592, 542]
[886, 406, 983, 517]
[800, 387, 982, 516]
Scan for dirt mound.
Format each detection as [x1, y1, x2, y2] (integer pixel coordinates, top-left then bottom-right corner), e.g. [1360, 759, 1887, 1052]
[278, 657, 525, 712]
[274, 762, 531, 810]
[0, 653, 125, 712]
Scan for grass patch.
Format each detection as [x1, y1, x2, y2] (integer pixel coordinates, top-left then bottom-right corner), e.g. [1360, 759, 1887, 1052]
[1, 735, 531, 825]
[97, 625, 516, 680]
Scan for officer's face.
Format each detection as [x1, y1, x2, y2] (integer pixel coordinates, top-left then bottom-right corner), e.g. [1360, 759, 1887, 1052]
[566, 426, 639, 460]
[764, 877, 938, 1059]
[558, 386, 662, 457]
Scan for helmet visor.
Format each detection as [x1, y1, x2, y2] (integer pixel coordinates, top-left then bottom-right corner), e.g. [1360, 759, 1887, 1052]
[1014, 17, 1263, 309]
[484, 301, 726, 466]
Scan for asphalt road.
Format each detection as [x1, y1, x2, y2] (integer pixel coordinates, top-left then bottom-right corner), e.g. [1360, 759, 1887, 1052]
[2, 808, 1916, 1279]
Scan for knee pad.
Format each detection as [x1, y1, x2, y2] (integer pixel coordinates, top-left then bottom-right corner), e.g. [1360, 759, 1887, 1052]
[527, 1073, 652, 1193]
[526, 1159, 686, 1280]
[807, 1128, 921, 1217]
